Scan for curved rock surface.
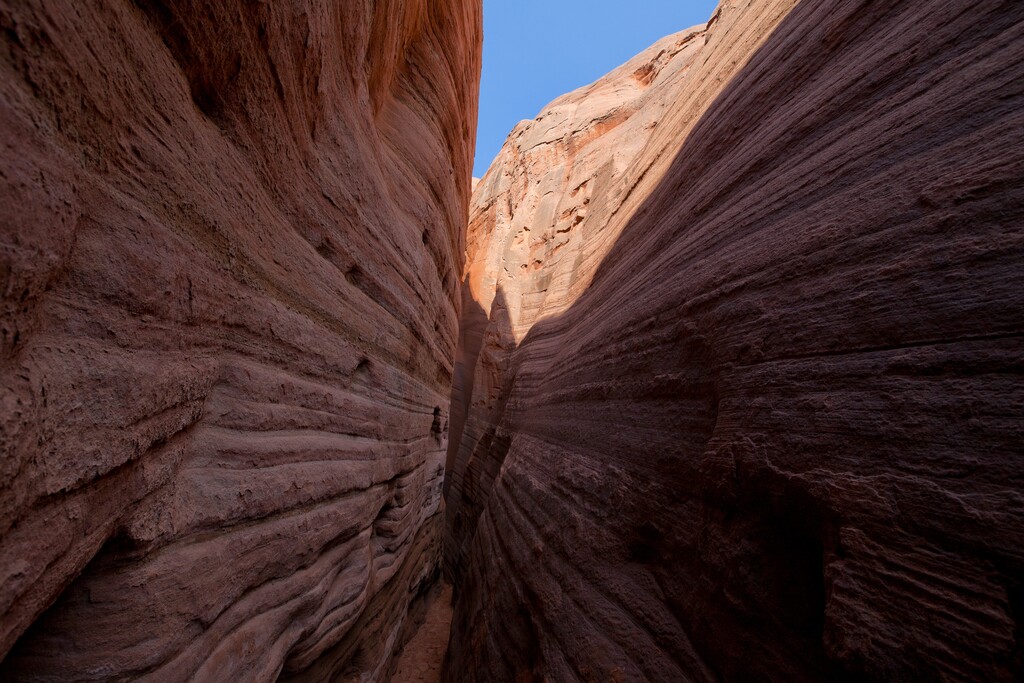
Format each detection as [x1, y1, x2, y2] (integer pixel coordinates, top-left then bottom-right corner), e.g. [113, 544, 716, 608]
[445, 0, 1024, 680]
[0, 0, 480, 680]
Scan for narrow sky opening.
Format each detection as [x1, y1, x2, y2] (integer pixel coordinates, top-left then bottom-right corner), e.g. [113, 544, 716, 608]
[474, 0, 721, 178]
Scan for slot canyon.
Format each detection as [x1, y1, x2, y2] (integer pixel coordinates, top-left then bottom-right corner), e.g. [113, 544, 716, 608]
[0, 0, 1022, 681]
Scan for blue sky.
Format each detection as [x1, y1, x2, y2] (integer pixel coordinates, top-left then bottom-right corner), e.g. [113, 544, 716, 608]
[473, 0, 721, 177]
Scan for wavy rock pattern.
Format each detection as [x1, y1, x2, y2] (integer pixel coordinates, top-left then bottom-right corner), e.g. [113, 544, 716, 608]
[445, 0, 1024, 680]
[0, 0, 479, 680]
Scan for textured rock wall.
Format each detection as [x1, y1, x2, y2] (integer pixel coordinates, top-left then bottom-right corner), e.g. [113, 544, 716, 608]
[445, 0, 1024, 680]
[0, 0, 480, 680]
[444, 18, 715, 580]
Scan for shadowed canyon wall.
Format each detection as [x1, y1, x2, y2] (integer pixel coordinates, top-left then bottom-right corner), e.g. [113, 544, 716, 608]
[445, 0, 1024, 680]
[0, 0, 480, 680]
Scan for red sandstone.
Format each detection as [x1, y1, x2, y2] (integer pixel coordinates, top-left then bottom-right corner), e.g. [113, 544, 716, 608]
[444, 1, 1024, 680]
[0, 1, 480, 680]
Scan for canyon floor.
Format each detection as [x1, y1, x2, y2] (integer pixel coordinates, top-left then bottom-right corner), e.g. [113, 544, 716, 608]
[389, 584, 454, 683]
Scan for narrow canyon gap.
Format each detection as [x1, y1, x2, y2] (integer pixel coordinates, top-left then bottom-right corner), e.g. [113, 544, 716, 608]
[1, 0, 1023, 682]
[444, 0, 1024, 681]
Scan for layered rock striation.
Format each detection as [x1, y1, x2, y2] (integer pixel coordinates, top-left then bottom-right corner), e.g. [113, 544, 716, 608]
[445, 0, 1024, 681]
[0, 0, 480, 680]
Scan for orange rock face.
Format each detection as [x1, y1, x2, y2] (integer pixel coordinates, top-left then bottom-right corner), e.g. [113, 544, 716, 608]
[445, 1, 1024, 681]
[0, 1, 479, 680]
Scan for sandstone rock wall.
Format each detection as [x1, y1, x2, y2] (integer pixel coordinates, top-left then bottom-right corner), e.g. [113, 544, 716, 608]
[445, 0, 1024, 680]
[0, 0, 480, 680]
